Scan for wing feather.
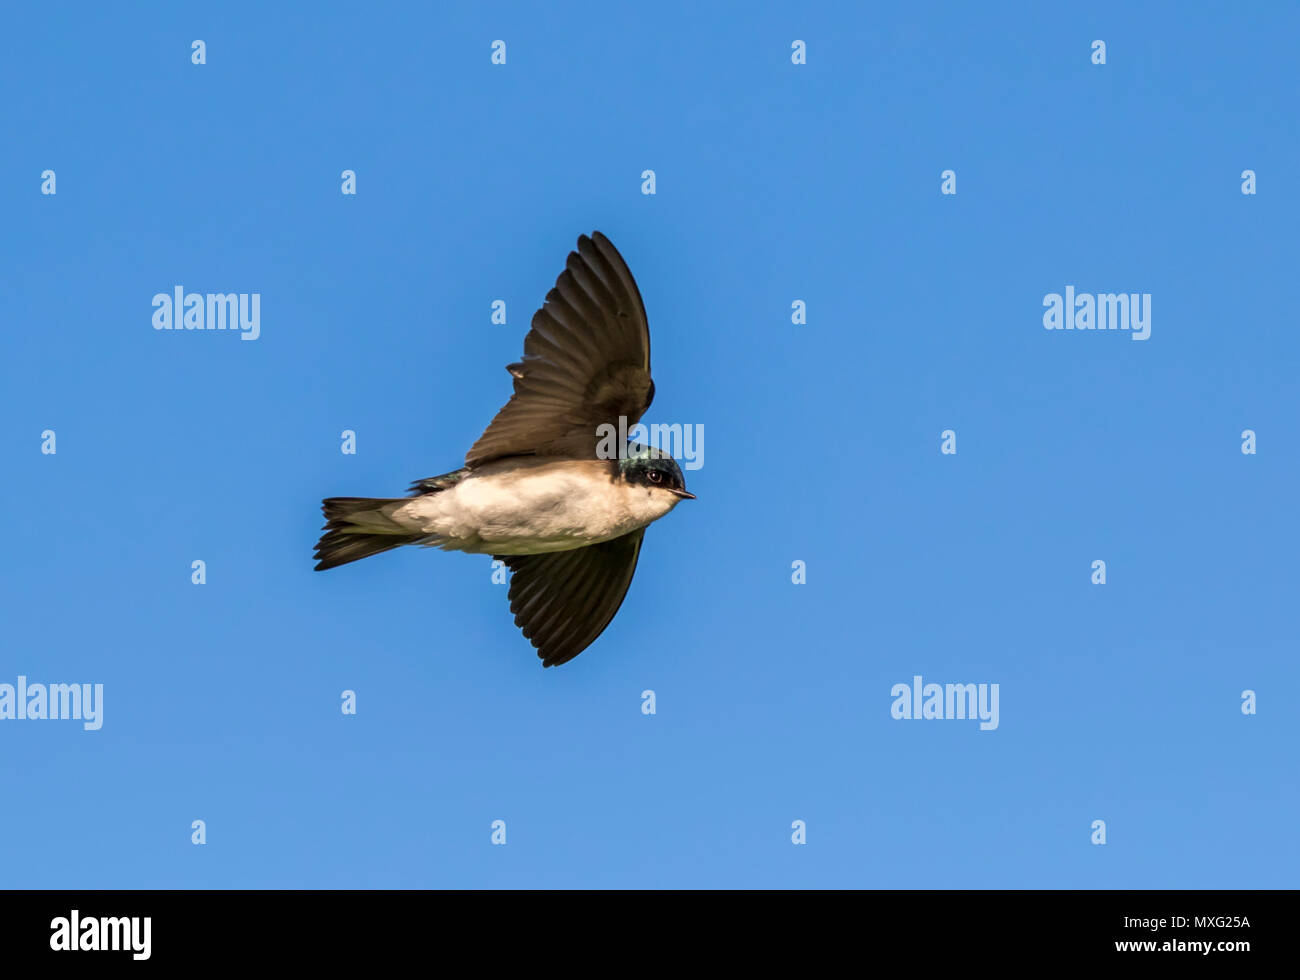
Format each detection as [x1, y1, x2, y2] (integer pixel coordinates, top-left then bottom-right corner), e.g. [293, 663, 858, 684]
[495, 530, 646, 667]
[466, 232, 653, 466]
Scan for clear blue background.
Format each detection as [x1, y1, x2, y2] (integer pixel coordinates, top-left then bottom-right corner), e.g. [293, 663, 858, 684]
[2, 1, 1295, 888]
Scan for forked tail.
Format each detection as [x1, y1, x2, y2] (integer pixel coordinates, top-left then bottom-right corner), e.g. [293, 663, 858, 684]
[313, 497, 422, 570]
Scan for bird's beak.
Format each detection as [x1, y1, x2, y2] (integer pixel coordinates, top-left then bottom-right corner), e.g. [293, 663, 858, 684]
[670, 489, 697, 500]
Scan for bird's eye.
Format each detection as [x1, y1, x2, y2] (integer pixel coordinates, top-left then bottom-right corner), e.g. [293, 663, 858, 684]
[647, 470, 663, 484]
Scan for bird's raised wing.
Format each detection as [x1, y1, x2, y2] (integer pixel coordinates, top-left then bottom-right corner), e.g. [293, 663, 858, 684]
[495, 530, 645, 667]
[466, 231, 654, 467]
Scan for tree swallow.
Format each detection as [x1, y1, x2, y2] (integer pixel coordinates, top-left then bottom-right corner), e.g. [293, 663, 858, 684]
[314, 231, 694, 667]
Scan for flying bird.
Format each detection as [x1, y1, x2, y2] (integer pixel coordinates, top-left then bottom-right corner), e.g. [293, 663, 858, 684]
[314, 231, 694, 667]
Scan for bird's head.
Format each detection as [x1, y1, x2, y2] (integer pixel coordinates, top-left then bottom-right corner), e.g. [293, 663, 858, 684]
[617, 443, 695, 501]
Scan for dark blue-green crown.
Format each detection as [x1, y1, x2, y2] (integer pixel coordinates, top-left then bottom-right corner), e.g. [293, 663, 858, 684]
[618, 443, 689, 494]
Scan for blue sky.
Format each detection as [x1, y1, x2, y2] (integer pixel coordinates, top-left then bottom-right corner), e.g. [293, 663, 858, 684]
[1, 2, 1296, 888]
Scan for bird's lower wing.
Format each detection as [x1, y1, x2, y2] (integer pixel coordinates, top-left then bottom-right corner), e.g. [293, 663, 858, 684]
[495, 529, 645, 667]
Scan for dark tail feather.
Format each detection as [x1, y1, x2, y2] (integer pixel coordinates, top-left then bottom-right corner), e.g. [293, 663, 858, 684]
[314, 497, 422, 571]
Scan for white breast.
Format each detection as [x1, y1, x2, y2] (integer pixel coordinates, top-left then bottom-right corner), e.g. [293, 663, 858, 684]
[389, 458, 680, 555]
